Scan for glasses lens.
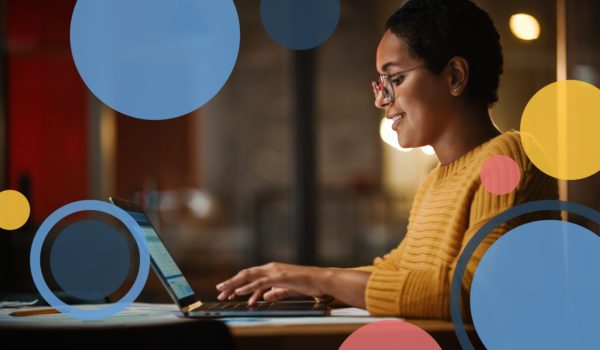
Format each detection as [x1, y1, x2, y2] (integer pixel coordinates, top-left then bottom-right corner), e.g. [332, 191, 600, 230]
[379, 75, 394, 103]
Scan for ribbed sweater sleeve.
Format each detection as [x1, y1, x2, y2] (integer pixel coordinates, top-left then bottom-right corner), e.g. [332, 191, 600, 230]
[362, 131, 559, 319]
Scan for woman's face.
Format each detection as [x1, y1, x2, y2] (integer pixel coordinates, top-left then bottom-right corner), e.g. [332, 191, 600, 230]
[375, 30, 453, 149]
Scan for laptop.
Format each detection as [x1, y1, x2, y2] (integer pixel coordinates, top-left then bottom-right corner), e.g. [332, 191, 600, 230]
[109, 197, 329, 318]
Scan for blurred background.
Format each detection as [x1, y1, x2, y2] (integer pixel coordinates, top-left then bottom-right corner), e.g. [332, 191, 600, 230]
[0, 0, 598, 303]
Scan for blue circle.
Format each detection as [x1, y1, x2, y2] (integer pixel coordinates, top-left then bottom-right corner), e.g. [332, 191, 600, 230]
[70, 0, 240, 120]
[260, 0, 340, 50]
[50, 220, 131, 301]
[450, 200, 600, 350]
[471, 220, 600, 349]
[30, 200, 150, 321]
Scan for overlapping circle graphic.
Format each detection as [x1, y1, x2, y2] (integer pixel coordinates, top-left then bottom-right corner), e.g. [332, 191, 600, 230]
[30, 200, 150, 320]
[520, 80, 600, 180]
[451, 200, 600, 350]
[0, 190, 30, 230]
[480, 155, 521, 195]
[50, 220, 131, 301]
[260, 0, 340, 50]
[339, 320, 441, 350]
[471, 220, 600, 349]
[70, 0, 240, 120]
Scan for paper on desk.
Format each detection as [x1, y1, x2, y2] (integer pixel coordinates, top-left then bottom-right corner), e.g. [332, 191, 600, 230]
[0, 303, 185, 327]
[0, 299, 38, 308]
[330, 307, 371, 316]
[221, 307, 400, 327]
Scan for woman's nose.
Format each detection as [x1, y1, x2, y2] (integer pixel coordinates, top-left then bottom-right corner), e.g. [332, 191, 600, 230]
[373, 82, 390, 109]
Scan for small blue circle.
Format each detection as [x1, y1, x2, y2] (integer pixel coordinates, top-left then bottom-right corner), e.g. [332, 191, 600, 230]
[471, 220, 600, 349]
[260, 0, 340, 50]
[50, 220, 131, 301]
[30, 200, 150, 321]
[70, 0, 240, 120]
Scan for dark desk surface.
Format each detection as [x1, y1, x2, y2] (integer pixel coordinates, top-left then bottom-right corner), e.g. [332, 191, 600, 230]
[0, 303, 478, 349]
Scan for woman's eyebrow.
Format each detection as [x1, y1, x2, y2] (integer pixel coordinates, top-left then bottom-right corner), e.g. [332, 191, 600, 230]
[380, 62, 400, 73]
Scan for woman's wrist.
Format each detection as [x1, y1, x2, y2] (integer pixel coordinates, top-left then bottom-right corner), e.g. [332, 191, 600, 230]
[314, 267, 335, 298]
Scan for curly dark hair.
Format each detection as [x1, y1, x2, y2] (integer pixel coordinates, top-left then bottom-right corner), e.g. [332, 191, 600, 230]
[386, 0, 503, 108]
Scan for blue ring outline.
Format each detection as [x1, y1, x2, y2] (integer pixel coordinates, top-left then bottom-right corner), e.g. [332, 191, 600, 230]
[450, 200, 600, 349]
[30, 200, 150, 320]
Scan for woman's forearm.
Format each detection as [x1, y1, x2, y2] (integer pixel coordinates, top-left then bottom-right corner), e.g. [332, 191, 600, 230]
[318, 268, 371, 309]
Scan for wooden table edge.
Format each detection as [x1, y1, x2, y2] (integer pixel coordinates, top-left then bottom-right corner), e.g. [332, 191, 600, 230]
[228, 319, 472, 337]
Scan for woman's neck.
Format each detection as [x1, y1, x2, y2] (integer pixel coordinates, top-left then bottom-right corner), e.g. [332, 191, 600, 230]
[432, 108, 501, 165]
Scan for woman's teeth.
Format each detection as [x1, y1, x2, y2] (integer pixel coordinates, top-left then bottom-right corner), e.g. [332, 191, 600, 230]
[392, 113, 406, 123]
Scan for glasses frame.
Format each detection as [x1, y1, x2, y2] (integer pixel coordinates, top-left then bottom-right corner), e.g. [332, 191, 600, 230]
[373, 64, 425, 105]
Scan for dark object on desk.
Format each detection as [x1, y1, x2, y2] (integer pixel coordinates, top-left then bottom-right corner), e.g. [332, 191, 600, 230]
[0, 321, 233, 349]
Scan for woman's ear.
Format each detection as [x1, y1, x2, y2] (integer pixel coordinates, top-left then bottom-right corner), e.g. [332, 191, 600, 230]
[446, 56, 469, 97]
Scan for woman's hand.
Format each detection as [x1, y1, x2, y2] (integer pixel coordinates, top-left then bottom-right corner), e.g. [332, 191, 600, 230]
[216, 262, 327, 305]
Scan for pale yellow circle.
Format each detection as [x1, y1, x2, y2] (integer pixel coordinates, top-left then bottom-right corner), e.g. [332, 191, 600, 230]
[0, 190, 31, 230]
[520, 80, 600, 180]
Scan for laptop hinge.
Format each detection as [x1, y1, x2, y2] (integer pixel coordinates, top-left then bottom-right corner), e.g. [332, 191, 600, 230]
[182, 301, 203, 313]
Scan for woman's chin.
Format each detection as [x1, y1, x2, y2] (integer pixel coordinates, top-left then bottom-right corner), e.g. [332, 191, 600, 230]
[397, 137, 424, 150]
[397, 137, 413, 149]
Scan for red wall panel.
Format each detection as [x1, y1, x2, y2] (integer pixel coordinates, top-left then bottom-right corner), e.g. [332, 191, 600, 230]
[7, 0, 88, 222]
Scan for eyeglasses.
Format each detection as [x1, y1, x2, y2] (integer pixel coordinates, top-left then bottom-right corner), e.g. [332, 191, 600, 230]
[372, 65, 424, 105]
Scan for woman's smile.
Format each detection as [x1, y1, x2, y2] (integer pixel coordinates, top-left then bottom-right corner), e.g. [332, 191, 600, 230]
[389, 113, 406, 131]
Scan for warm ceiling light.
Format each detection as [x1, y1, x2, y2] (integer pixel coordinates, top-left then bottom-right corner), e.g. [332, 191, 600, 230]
[510, 13, 540, 40]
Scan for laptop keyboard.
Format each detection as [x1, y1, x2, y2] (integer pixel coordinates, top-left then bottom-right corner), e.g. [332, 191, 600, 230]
[201, 302, 274, 311]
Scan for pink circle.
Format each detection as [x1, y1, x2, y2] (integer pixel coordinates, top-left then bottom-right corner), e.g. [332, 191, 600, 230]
[339, 320, 441, 350]
[480, 155, 521, 195]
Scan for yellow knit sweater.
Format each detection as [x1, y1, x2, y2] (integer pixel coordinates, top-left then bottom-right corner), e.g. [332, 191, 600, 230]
[357, 130, 559, 319]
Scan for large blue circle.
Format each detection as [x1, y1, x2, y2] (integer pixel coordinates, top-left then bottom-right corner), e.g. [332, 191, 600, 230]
[50, 220, 131, 301]
[450, 200, 600, 350]
[260, 0, 340, 50]
[70, 0, 240, 120]
[471, 220, 600, 349]
[30, 200, 150, 321]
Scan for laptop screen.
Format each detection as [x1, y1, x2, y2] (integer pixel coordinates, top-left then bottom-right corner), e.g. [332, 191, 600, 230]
[123, 209, 195, 301]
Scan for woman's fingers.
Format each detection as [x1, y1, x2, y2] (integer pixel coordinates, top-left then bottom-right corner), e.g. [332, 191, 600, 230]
[217, 268, 252, 291]
[217, 290, 234, 301]
[263, 287, 290, 302]
[216, 267, 258, 300]
[248, 288, 270, 305]
[216, 262, 321, 302]
[234, 277, 270, 296]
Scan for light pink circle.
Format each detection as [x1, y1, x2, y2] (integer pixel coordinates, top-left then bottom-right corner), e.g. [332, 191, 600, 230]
[339, 320, 441, 350]
[480, 155, 521, 195]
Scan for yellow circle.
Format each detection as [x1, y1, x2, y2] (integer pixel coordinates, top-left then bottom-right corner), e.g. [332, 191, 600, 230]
[520, 80, 600, 180]
[0, 190, 31, 230]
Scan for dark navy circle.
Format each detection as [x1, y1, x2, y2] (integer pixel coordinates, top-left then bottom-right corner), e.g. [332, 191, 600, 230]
[50, 220, 131, 301]
[30, 200, 149, 321]
[260, 0, 340, 50]
[450, 200, 600, 350]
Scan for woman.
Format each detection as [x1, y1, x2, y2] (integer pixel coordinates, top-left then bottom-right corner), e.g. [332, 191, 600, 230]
[216, 0, 558, 319]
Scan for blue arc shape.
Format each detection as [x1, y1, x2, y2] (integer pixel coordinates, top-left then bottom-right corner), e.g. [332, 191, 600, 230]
[450, 200, 600, 350]
[30, 200, 150, 321]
